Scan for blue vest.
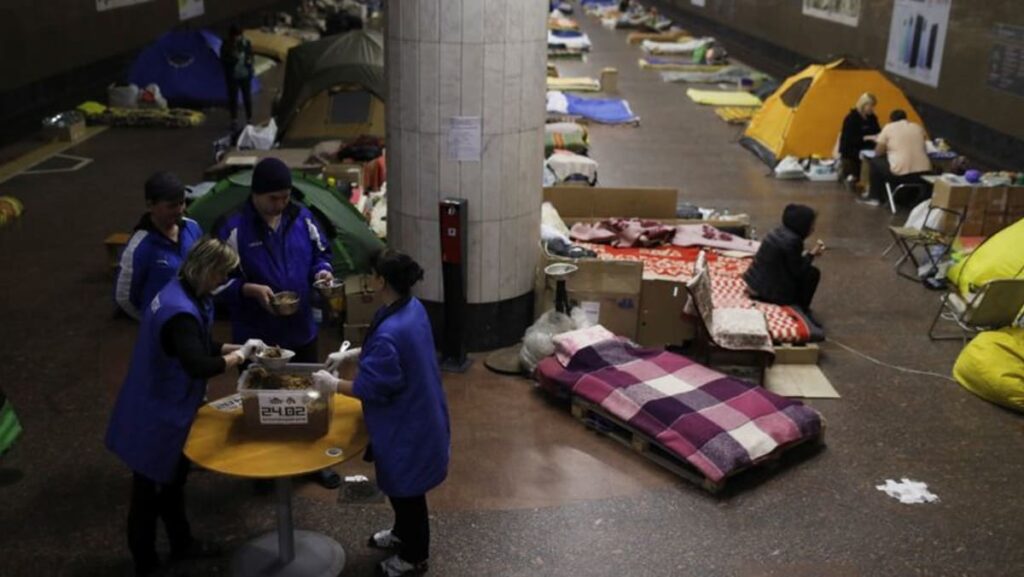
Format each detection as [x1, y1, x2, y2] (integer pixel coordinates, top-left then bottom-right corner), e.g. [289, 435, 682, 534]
[105, 278, 214, 483]
[352, 298, 450, 497]
[216, 202, 332, 348]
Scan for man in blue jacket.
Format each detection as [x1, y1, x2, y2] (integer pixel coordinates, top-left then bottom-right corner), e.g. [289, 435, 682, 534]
[115, 172, 203, 320]
[215, 158, 339, 487]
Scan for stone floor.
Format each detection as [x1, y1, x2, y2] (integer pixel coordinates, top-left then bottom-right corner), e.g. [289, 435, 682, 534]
[1, 9, 1022, 577]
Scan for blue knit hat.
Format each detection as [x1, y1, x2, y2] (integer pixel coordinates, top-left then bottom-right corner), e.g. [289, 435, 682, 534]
[251, 158, 292, 194]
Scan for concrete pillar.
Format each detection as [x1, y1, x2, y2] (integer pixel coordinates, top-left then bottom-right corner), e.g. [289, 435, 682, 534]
[386, 0, 547, 349]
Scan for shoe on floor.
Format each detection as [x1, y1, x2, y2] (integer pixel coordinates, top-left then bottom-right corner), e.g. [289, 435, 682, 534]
[313, 468, 341, 489]
[857, 197, 882, 207]
[368, 529, 403, 550]
[377, 555, 428, 577]
[170, 539, 224, 562]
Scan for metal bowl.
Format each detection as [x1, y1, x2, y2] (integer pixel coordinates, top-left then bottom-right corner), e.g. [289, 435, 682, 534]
[314, 278, 346, 314]
[254, 347, 296, 369]
[270, 291, 300, 316]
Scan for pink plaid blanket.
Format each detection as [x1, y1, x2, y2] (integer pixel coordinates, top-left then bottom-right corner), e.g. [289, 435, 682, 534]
[536, 336, 823, 482]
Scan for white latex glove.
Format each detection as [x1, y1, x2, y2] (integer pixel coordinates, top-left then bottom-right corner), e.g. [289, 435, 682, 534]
[325, 347, 361, 374]
[312, 370, 341, 394]
[238, 339, 267, 361]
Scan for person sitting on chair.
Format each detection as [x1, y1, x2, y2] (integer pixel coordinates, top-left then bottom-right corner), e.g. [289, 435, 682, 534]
[860, 109, 932, 208]
[744, 204, 825, 314]
[838, 92, 881, 191]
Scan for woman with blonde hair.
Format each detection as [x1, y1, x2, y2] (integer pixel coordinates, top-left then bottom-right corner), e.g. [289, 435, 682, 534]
[838, 92, 881, 190]
[106, 237, 266, 577]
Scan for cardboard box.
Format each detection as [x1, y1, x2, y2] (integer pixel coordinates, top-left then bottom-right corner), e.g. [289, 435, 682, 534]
[344, 274, 383, 325]
[637, 279, 694, 348]
[324, 162, 365, 189]
[239, 364, 332, 439]
[535, 258, 643, 340]
[931, 177, 973, 210]
[42, 118, 86, 143]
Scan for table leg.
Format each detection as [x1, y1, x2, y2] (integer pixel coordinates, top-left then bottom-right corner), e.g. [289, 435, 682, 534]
[231, 476, 347, 577]
[275, 477, 296, 565]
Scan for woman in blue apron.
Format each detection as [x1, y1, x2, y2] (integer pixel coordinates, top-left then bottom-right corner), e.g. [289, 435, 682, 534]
[106, 238, 266, 577]
[314, 250, 450, 577]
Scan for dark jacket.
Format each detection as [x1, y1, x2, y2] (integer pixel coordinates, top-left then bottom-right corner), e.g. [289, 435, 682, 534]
[839, 109, 880, 160]
[743, 226, 815, 306]
[215, 200, 333, 348]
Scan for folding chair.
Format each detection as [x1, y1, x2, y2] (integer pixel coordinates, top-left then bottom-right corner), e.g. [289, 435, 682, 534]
[888, 180, 929, 214]
[684, 252, 774, 384]
[887, 205, 964, 281]
[928, 278, 1024, 343]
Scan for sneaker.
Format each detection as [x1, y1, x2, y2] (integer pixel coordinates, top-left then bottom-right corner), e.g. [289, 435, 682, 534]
[368, 529, 403, 550]
[856, 197, 881, 207]
[377, 555, 428, 577]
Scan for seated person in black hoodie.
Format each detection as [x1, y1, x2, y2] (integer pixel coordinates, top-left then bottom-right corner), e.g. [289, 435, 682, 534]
[743, 204, 825, 313]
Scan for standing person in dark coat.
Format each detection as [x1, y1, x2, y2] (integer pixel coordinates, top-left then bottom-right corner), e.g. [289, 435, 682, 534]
[743, 204, 826, 312]
[221, 24, 254, 126]
[838, 92, 881, 191]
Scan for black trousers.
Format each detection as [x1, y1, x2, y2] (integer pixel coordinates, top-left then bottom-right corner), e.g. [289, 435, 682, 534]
[226, 76, 253, 122]
[390, 495, 430, 564]
[839, 157, 862, 183]
[128, 457, 192, 571]
[868, 155, 893, 201]
[797, 266, 821, 311]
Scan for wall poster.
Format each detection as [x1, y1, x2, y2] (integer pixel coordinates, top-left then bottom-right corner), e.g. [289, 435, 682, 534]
[885, 0, 952, 88]
[178, 0, 205, 21]
[802, 0, 861, 27]
[691, 0, 706, 6]
[96, 0, 154, 11]
[988, 24, 1024, 99]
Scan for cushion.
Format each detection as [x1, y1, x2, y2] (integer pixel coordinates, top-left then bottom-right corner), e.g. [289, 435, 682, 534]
[553, 325, 616, 366]
[953, 327, 1024, 413]
[711, 308, 772, 351]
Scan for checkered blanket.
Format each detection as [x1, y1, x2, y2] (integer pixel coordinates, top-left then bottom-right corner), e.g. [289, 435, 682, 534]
[581, 244, 818, 343]
[535, 337, 823, 482]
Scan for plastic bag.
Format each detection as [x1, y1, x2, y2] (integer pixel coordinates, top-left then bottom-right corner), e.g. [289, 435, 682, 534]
[519, 309, 592, 373]
[236, 118, 278, 150]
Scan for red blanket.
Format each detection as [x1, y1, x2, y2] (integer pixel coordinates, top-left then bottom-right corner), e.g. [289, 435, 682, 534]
[581, 244, 815, 344]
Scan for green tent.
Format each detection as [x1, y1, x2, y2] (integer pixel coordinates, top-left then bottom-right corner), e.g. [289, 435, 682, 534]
[0, 387, 21, 457]
[275, 30, 385, 138]
[187, 170, 384, 278]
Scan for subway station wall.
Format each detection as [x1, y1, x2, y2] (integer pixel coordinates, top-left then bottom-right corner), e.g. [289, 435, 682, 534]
[667, 0, 1024, 142]
[0, 0, 285, 93]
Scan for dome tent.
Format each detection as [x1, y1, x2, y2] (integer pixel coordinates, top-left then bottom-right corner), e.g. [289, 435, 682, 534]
[187, 171, 383, 278]
[741, 60, 923, 167]
[129, 29, 261, 107]
[274, 30, 385, 144]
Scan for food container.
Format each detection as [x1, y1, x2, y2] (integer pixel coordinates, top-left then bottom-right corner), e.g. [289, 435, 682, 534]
[238, 363, 333, 439]
[314, 278, 346, 315]
[254, 347, 295, 369]
[270, 291, 300, 316]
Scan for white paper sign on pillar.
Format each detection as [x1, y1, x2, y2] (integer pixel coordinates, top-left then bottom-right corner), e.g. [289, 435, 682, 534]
[447, 117, 482, 162]
[178, 0, 204, 21]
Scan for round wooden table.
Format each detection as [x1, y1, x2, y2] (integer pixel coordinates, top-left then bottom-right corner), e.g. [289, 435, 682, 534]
[185, 393, 368, 577]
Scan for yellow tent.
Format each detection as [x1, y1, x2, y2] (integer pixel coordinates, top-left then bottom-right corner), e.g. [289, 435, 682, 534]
[741, 60, 923, 166]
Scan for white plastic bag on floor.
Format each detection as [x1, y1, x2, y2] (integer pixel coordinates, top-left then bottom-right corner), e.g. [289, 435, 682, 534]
[520, 308, 593, 373]
[237, 118, 278, 151]
[108, 83, 139, 109]
[774, 156, 806, 180]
